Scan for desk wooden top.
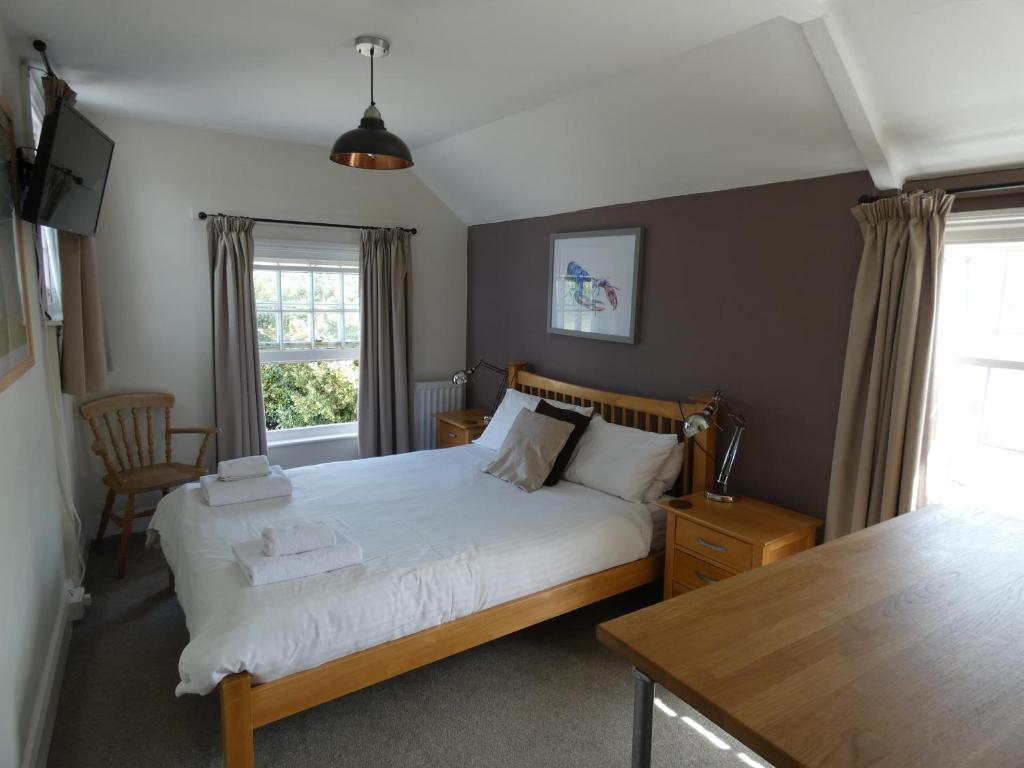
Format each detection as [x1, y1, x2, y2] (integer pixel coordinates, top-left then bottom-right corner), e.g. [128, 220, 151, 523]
[598, 506, 1024, 768]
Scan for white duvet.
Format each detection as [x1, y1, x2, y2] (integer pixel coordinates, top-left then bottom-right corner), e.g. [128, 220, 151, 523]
[150, 444, 661, 695]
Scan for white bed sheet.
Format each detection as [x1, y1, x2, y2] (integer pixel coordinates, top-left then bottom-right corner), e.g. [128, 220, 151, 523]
[150, 444, 662, 695]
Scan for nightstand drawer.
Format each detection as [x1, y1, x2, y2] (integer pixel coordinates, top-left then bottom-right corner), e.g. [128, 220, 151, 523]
[675, 518, 752, 572]
[672, 549, 737, 590]
[438, 427, 469, 448]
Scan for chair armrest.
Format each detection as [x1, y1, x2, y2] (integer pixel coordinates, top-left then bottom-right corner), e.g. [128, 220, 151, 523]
[168, 426, 221, 467]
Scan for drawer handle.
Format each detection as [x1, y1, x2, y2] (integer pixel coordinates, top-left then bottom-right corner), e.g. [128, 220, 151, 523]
[697, 537, 727, 553]
[696, 571, 719, 586]
[447, 431, 457, 439]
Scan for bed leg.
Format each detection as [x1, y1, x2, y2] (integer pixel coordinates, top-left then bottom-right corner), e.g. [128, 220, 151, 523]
[220, 673, 255, 768]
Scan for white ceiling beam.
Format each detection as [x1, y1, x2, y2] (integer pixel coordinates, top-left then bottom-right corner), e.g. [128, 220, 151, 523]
[802, 16, 903, 191]
[776, 0, 831, 24]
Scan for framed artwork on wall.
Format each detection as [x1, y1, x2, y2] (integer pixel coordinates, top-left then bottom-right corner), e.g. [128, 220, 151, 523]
[547, 227, 643, 343]
[0, 99, 34, 393]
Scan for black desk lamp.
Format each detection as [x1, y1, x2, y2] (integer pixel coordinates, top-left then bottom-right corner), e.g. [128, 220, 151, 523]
[451, 360, 508, 418]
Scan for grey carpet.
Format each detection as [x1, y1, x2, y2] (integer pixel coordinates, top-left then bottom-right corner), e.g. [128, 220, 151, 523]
[48, 536, 772, 768]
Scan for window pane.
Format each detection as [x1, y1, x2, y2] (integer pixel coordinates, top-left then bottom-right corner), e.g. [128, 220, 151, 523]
[282, 312, 311, 348]
[314, 272, 341, 307]
[343, 312, 360, 347]
[314, 312, 341, 348]
[253, 270, 278, 303]
[281, 271, 310, 308]
[261, 360, 359, 430]
[343, 272, 359, 308]
[257, 312, 280, 348]
[982, 368, 1024, 452]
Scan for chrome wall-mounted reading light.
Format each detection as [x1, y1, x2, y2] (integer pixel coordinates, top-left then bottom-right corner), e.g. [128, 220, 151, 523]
[452, 360, 508, 418]
[678, 390, 747, 503]
[330, 36, 413, 170]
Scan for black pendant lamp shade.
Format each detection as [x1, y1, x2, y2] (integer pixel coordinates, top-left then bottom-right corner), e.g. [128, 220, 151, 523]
[331, 36, 413, 170]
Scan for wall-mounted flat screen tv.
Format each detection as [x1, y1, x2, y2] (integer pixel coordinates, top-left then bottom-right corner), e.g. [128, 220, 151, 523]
[22, 101, 114, 237]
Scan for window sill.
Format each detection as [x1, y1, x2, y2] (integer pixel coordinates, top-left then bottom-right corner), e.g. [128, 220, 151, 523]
[267, 422, 358, 448]
[268, 432, 358, 448]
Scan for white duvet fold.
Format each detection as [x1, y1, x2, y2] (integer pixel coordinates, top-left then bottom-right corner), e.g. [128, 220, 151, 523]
[150, 445, 658, 696]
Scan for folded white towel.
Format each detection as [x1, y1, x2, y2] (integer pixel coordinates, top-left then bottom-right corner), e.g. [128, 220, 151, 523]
[200, 466, 292, 507]
[218, 455, 272, 482]
[262, 522, 337, 557]
[232, 536, 364, 586]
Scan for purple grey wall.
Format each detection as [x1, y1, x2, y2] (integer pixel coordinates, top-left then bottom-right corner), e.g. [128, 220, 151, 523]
[466, 170, 875, 519]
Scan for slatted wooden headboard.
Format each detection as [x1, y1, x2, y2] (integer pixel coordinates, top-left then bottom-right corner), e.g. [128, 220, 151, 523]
[507, 363, 716, 495]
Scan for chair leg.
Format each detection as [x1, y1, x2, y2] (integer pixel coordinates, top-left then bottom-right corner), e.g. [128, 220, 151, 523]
[93, 489, 116, 552]
[117, 493, 135, 579]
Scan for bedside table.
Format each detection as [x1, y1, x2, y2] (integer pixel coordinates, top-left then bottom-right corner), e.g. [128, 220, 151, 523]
[659, 493, 822, 599]
[435, 409, 489, 449]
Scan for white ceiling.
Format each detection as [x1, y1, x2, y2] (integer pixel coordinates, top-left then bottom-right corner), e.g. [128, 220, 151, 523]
[5, 0, 1024, 224]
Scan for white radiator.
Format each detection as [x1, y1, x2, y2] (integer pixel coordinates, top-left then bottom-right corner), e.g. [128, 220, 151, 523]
[413, 380, 465, 450]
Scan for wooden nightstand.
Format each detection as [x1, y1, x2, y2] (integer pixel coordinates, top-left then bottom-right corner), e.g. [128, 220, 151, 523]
[660, 493, 822, 599]
[435, 409, 489, 449]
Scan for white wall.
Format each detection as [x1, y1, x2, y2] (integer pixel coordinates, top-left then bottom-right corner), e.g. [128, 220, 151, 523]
[0, 19, 76, 768]
[75, 113, 466, 517]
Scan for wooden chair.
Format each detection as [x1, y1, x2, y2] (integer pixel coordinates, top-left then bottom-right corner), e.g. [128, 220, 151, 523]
[79, 392, 219, 578]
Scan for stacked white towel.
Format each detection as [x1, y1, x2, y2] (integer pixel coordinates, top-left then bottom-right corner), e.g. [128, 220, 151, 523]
[262, 521, 337, 556]
[200, 466, 292, 506]
[218, 455, 272, 481]
[232, 534, 364, 586]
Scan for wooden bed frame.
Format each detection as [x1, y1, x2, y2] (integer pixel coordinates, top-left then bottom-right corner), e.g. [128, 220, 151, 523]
[218, 363, 716, 766]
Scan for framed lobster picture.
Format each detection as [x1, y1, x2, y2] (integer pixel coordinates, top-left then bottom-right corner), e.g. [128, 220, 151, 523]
[547, 227, 643, 344]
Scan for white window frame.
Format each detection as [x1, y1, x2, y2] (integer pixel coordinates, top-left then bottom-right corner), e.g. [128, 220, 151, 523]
[255, 238, 361, 445]
[26, 65, 63, 324]
[925, 208, 1024, 507]
[254, 238, 360, 362]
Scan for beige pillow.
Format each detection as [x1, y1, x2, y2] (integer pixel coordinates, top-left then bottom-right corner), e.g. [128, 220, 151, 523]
[485, 409, 574, 492]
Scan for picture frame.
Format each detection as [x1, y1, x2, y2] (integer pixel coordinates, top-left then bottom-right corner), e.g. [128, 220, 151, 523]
[547, 227, 643, 344]
[0, 98, 35, 393]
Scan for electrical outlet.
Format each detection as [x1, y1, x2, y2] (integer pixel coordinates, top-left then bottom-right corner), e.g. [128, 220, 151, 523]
[66, 586, 91, 622]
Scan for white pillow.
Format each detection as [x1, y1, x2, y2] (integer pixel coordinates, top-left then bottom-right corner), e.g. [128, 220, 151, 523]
[642, 442, 684, 502]
[474, 388, 593, 451]
[564, 415, 679, 502]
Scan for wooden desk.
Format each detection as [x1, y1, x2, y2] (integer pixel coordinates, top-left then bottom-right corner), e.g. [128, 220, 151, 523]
[598, 506, 1024, 768]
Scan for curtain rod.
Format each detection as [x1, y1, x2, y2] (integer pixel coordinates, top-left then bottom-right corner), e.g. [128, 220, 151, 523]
[858, 180, 1024, 205]
[197, 211, 417, 235]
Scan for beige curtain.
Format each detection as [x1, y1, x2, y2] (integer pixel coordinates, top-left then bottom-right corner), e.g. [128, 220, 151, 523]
[58, 227, 108, 395]
[358, 228, 411, 457]
[208, 216, 267, 460]
[825, 190, 954, 539]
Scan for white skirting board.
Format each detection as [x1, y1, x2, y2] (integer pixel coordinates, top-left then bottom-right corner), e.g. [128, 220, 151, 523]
[20, 592, 73, 768]
[413, 380, 464, 450]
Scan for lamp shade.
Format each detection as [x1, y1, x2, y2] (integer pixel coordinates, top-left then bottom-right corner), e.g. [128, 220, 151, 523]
[330, 105, 413, 170]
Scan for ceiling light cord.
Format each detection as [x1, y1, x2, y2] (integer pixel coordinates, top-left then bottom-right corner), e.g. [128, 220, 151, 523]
[370, 47, 375, 106]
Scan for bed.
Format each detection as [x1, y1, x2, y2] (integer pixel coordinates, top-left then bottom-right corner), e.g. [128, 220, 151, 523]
[150, 364, 716, 767]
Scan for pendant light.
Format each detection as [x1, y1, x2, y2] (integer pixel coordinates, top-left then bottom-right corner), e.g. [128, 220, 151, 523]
[330, 36, 413, 170]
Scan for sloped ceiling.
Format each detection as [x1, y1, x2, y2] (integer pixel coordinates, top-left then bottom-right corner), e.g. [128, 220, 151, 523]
[413, 19, 864, 225]
[5, 0, 1024, 225]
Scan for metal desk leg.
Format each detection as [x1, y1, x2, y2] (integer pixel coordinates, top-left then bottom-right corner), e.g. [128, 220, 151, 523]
[632, 668, 654, 768]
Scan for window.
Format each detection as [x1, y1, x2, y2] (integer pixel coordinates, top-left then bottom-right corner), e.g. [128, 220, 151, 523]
[27, 66, 62, 323]
[254, 239, 361, 443]
[925, 210, 1024, 512]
